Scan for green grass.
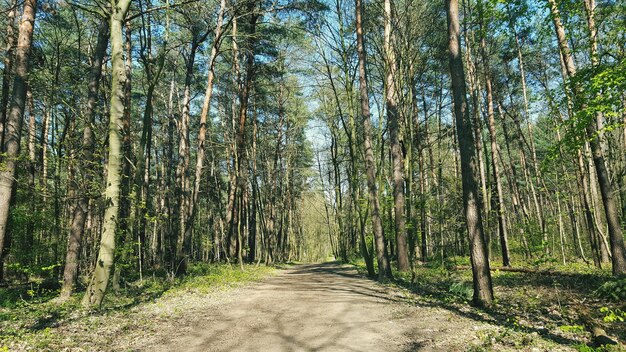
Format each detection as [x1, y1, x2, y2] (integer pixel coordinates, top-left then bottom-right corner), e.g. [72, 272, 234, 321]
[0, 263, 275, 350]
[176, 263, 275, 294]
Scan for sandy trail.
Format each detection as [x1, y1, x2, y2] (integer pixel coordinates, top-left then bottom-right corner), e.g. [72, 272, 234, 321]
[144, 262, 489, 352]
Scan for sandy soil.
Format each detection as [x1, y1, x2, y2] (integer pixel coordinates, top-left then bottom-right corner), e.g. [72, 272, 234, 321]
[140, 262, 498, 352]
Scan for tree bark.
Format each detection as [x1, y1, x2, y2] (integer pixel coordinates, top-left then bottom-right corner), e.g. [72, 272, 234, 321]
[82, 0, 132, 308]
[0, 0, 18, 149]
[384, 0, 409, 272]
[356, 0, 390, 281]
[185, 0, 227, 265]
[0, 0, 37, 279]
[446, 0, 493, 306]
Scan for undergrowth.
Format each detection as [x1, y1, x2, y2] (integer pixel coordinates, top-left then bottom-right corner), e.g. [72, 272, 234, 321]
[0, 263, 275, 350]
[349, 257, 626, 351]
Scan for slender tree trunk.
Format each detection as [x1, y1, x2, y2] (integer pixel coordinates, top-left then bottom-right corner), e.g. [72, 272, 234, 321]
[248, 112, 259, 262]
[233, 0, 259, 267]
[175, 34, 202, 273]
[27, 87, 36, 186]
[60, 18, 109, 299]
[507, 4, 548, 254]
[185, 0, 227, 266]
[446, 0, 493, 306]
[0, 0, 37, 279]
[356, 0, 390, 281]
[478, 11, 510, 267]
[112, 23, 133, 292]
[133, 8, 169, 275]
[383, 0, 408, 272]
[82, 0, 132, 308]
[225, 11, 241, 261]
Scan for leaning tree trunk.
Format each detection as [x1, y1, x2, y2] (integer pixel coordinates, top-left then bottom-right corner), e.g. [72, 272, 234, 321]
[356, 0, 390, 281]
[82, 0, 132, 308]
[0, 0, 37, 279]
[547, 0, 626, 275]
[446, 0, 494, 306]
[60, 18, 109, 299]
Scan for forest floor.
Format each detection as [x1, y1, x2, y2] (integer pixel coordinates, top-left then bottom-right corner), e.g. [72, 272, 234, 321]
[1, 261, 625, 351]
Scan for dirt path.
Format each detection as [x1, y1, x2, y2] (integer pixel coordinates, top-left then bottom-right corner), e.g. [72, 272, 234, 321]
[143, 262, 497, 352]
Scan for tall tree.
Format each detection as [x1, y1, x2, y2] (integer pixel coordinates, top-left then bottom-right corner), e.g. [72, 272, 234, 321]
[384, 0, 409, 272]
[478, 0, 510, 267]
[82, 0, 133, 308]
[446, 0, 493, 306]
[356, 0, 390, 280]
[186, 0, 228, 267]
[0, 0, 37, 281]
[60, 18, 109, 299]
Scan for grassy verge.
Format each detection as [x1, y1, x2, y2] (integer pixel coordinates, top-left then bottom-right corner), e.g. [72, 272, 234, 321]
[350, 257, 626, 351]
[0, 263, 275, 351]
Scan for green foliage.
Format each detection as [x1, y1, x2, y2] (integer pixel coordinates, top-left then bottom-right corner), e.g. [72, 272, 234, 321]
[0, 279, 60, 309]
[600, 307, 626, 323]
[559, 325, 585, 333]
[448, 281, 473, 301]
[595, 278, 626, 302]
[576, 344, 625, 352]
[561, 61, 626, 152]
[176, 264, 275, 294]
[531, 252, 559, 268]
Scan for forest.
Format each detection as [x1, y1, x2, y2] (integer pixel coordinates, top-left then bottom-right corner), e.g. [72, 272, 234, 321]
[0, 0, 625, 350]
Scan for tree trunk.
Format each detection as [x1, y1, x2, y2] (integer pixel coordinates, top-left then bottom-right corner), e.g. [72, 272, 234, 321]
[446, 0, 493, 306]
[0, 0, 37, 279]
[235, 1, 259, 265]
[384, 0, 408, 272]
[82, 0, 132, 308]
[175, 34, 202, 273]
[248, 112, 259, 262]
[60, 18, 109, 299]
[0, 0, 17, 149]
[356, 0, 390, 281]
[185, 0, 227, 263]
[478, 3, 510, 267]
